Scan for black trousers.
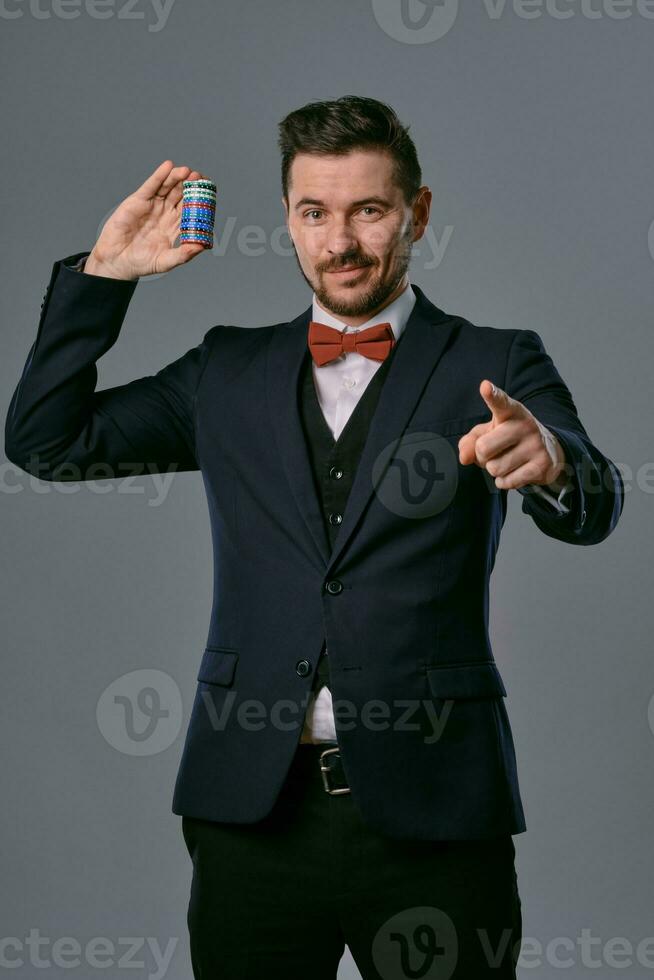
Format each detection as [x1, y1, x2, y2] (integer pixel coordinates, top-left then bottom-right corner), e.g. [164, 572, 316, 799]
[182, 742, 522, 979]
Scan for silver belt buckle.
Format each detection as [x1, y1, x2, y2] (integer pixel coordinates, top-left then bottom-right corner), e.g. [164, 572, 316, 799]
[319, 746, 351, 795]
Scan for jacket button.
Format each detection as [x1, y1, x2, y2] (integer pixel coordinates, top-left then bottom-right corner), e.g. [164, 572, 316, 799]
[325, 580, 343, 595]
[329, 466, 343, 479]
[329, 512, 343, 525]
[295, 659, 311, 677]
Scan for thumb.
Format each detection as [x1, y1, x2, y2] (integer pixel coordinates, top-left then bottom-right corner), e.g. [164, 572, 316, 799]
[480, 379, 517, 423]
[158, 242, 207, 272]
[177, 242, 208, 263]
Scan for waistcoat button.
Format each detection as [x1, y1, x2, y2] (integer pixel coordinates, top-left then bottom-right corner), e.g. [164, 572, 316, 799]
[325, 580, 343, 594]
[329, 512, 343, 525]
[295, 659, 311, 677]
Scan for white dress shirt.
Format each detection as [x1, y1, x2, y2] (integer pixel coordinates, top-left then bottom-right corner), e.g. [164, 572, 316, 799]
[299, 279, 572, 744]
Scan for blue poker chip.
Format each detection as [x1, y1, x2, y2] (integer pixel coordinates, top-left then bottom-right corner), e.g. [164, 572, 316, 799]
[181, 221, 215, 229]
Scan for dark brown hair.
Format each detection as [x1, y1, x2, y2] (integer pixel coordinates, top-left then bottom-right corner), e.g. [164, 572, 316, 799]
[278, 95, 422, 206]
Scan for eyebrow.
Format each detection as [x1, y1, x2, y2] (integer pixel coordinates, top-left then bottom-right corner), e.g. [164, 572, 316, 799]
[293, 196, 392, 212]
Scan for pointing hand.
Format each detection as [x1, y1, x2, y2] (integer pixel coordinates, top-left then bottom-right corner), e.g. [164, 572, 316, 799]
[457, 380, 568, 491]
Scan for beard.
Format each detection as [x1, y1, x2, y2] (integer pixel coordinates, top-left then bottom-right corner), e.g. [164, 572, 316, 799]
[292, 225, 414, 319]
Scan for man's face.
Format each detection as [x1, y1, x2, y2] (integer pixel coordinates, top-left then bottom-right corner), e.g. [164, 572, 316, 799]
[283, 149, 430, 323]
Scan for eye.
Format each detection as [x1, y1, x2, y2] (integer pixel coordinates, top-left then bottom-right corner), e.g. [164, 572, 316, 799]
[304, 209, 324, 221]
[358, 206, 382, 219]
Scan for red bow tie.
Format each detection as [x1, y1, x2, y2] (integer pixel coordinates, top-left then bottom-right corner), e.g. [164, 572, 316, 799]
[308, 320, 396, 367]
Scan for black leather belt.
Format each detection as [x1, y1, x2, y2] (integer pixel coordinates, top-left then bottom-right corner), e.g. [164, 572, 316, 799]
[318, 745, 351, 795]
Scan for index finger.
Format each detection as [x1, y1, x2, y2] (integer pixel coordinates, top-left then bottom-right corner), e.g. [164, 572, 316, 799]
[134, 159, 175, 200]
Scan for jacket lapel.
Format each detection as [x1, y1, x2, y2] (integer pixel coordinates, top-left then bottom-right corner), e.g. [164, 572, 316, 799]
[266, 284, 459, 573]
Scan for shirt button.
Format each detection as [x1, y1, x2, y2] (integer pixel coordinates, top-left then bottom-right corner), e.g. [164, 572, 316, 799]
[342, 377, 356, 389]
[295, 659, 311, 677]
[325, 580, 343, 595]
[329, 466, 343, 480]
[329, 512, 343, 525]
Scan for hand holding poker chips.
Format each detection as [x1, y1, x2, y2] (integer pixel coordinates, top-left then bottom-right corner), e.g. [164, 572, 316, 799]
[84, 160, 212, 280]
[179, 179, 217, 249]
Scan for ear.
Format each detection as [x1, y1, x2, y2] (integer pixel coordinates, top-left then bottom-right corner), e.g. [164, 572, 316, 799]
[411, 186, 432, 243]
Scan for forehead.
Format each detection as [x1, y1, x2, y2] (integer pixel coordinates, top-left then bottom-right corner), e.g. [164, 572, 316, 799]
[287, 149, 399, 203]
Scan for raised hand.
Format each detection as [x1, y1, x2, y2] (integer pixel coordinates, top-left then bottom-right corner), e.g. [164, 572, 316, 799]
[84, 160, 211, 280]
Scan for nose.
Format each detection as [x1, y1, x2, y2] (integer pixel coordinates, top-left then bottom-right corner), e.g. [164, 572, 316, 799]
[324, 218, 359, 257]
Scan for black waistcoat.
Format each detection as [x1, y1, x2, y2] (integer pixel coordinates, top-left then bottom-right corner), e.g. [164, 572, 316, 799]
[297, 337, 401, 694]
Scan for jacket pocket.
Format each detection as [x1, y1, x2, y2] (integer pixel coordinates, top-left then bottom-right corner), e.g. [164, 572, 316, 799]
[404, 413, 490, 438]
[426, 661, 507, 699]
[197, 646, 239, 687]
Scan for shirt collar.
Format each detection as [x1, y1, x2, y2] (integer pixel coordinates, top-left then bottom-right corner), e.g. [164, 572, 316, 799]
[311, 279, 416, 343]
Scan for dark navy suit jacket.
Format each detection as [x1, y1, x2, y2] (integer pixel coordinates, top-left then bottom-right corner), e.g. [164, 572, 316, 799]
[4, 251, 624, 840]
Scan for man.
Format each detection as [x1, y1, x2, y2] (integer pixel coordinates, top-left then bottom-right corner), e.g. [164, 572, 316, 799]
[5, 96, 623, 979]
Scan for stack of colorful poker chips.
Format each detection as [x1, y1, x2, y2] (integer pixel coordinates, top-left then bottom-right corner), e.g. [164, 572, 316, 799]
[179, 179, 216, 248]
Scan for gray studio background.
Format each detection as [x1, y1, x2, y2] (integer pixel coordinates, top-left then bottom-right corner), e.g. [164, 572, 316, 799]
[1, 2, 650, 978]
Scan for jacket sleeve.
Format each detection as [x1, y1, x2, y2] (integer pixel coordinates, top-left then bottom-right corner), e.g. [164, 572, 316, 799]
[4, 251, 218, 481]
[504, 328, 624, 545]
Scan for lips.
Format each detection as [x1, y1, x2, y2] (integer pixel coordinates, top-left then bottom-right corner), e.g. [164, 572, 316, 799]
[327, 264, 369, 274]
